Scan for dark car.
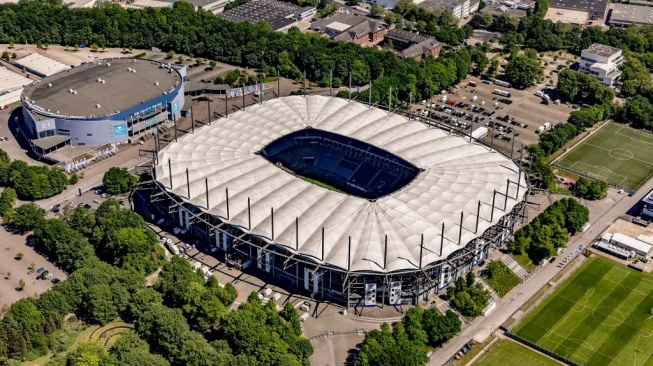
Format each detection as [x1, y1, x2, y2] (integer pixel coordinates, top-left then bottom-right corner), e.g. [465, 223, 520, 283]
[550, 257, 556, 263]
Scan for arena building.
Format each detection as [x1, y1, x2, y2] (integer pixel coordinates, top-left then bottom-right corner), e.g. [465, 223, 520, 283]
[144, 95, 528, 308]
[21, 58, 185, 156]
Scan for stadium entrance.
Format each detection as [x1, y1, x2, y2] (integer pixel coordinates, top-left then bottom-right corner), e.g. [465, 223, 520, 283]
[260, 129, 421, 200]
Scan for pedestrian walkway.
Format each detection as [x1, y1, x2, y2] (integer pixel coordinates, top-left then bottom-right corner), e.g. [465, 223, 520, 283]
[501, 255, 528, 281]
[437, 301, 452, 315]
[476, 277, 499, 301]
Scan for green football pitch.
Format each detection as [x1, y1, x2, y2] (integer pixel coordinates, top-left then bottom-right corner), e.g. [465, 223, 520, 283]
[475, 340, 560, 366]
[511, 257, 653, 366]
[555, 122, 653, 190]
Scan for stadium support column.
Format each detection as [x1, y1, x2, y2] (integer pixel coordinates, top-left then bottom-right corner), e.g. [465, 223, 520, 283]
[277, 70, 280, 98]
[259, 76, 263, 105]
[510, 127, 516, 159]
[168, 158, 173, 189]
[296, 217, 299, 251]
[504, 179, 510, 211]
[329, 70, 332, 97]
[490, 129, 494, 151]
[303, 70, 307, 98]
[242, 84, 246, 110]
[458, 211, 464, 245]
[517, 168, 522, 199]
[348, 236, 351, 272]
[418, 233, 424, 305]
[248, 198, 251, 230]
[348, 74, 352, 101]
[225, 188, 230, 220]
[491, 190, 497, 222]
[186, 168, 190, 199]
[321, 227, 325, 262]
[271, 207, 275, 241]
[225, 96, 228, 118]
[205, 178, 209, 209]
[440, 223, 445, 256]
[475, 201, 481, 233]
[388, 86, 392, 114]
[207, 96, 211, 126]
[368, 79, 372, 106]
[173, 114, 178, 142]
[383, 235, 388, 270]
[190, 104, 195, 133]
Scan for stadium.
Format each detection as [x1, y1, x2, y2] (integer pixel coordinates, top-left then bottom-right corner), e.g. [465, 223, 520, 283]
[20, 58, 185, 156]
[145, 95, 528, 308]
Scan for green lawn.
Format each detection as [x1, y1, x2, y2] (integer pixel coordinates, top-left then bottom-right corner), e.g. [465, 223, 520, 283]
[475, 340, 560, 366]
[512, 251, 537, 272]
[556, 122, 653, 190]
[481, 261, 521, 297]
[511, 257, 653, 366]
[300, 177, 343, 193]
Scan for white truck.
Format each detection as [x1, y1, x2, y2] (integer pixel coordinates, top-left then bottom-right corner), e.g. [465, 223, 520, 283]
[469, 127, 488, 141]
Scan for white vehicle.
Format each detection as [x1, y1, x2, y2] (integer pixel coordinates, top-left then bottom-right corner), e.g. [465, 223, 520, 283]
[439, 95, 447, 102]
[420, 100, 426, 105]
[471, 96, 478, 102]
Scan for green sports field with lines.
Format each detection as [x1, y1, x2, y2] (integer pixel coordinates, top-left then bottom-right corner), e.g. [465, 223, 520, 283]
[511, 257, 653, 366]
[475, 340, 560, 366]
[556, 122, 653, 190]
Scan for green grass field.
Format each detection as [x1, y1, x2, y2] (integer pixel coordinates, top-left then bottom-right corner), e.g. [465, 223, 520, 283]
[475, 340, 560, 366]
[556, 122, 653, 190]
[511, 257, 653, 366]
[301, 177, 343, 192]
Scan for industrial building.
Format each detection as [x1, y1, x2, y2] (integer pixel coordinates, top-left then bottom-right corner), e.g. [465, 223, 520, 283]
[143, 95, 528, 308]
[579, 43, 623, 86]
[642, 188, 653, 218]
[480, 0, 535, 19]
[609, 1, 653, 27]
[20, 58, 185, 157]
[548, 0, 609, 22]
[14, 54, 70, 78]
[0, 66, 33, 108]
[219, 0, 316, 31]
[601, 232, 652, 257]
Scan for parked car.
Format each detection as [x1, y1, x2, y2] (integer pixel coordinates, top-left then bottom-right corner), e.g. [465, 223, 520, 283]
[37, 267, 45, 274]
[156, 218, 165, 225]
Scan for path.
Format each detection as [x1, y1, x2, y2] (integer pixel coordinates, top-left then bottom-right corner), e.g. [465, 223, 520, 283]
[501, 255, 529, 281]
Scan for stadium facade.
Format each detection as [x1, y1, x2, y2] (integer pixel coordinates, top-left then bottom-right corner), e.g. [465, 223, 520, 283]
[146, 96, 528, 308]
[21, 58, 185, 155]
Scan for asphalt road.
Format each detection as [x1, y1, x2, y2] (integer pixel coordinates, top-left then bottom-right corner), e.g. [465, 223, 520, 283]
[428, 182, 651, 365]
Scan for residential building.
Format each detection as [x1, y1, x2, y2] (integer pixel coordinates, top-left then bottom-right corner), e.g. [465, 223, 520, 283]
[333, 20, 387, 46]
[417, 0, 480, 19]
[579, 43, 623, 86]
[385, 29, 442, 61]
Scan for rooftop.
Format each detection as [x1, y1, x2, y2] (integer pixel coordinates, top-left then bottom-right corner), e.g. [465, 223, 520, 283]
[386, 28, 428, 44]
[219, 0, 311, 30]
[545, 6, 589, 23]
[549, 0, 609, 19]
[480, 0, 535, 18]
[22, 58, 181, 119]
[310, 12, 368, 32]
[417, 0, 480, 11]
[399, 39, 441, 58]
[15, 54, 71, 77]
[333, 20, 386, 42]
[583, 43, 622, 58]
[0, 66, 32, 94]
[154, 95, 527, 273]
[609, 3, 653, 25]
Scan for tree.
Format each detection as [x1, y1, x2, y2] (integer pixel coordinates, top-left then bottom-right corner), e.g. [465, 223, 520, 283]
[67, 342, 115, 366]
[370, 4, 384, 17]
[470, 13, 493, 29]
[17, 279, 25, 291]
[209, 60, 217, 69]
[15, 252, 23, 260]
[5, 203, 46, 234]
[68, 207, 96, 237]
[177, 55, 184, 64]
[103, 227, 159, 274]
[165, 50, 175, 59]
[504, 55, 543, 88]
[82, 284, 118, 325]
[102, 167, 137, 195]
[135, 304, 190, 362]
[0, 187, 16, 216]
[110, 331, 169, 366]
[5, 298, 44, 333]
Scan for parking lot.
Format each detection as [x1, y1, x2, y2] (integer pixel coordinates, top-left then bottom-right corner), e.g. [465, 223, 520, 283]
[0, 227, 67, 309]
[410, 76, 574, 156]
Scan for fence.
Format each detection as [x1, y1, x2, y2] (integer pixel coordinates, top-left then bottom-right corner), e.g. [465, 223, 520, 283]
[551, 163, 634, 194]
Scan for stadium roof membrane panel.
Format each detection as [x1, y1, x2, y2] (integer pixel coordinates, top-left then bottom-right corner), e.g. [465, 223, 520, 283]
[155, 96, 527, 273]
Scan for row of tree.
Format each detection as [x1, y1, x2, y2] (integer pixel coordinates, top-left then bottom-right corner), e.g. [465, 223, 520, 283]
[446, 272, 490, 318]
[355, 307, 461, 366]
[0, 153, 70, 200]
[507, 198, 588, 264]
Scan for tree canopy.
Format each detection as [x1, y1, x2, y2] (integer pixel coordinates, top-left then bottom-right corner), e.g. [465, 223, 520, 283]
[103, 167, 138, 195]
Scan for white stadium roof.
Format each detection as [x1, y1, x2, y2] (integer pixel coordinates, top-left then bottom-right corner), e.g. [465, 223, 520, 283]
[0, 66, 32, 94]
[155, 96, 527, 273]
[15, 53, 70, 77]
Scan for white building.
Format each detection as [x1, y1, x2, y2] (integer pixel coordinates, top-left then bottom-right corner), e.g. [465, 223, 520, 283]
[610, 232, 652, 257]
[579, 43, 623, 86]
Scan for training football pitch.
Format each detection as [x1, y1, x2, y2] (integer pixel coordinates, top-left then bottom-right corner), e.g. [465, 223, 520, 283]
[555, 122, 653, 190]
[511, 257, 653, 366]
[475, 340, 560, 366]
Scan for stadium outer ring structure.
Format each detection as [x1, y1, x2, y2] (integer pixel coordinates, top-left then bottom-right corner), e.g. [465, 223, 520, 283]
[145, 95, 528, 308]
[20, 57, 185, 156]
